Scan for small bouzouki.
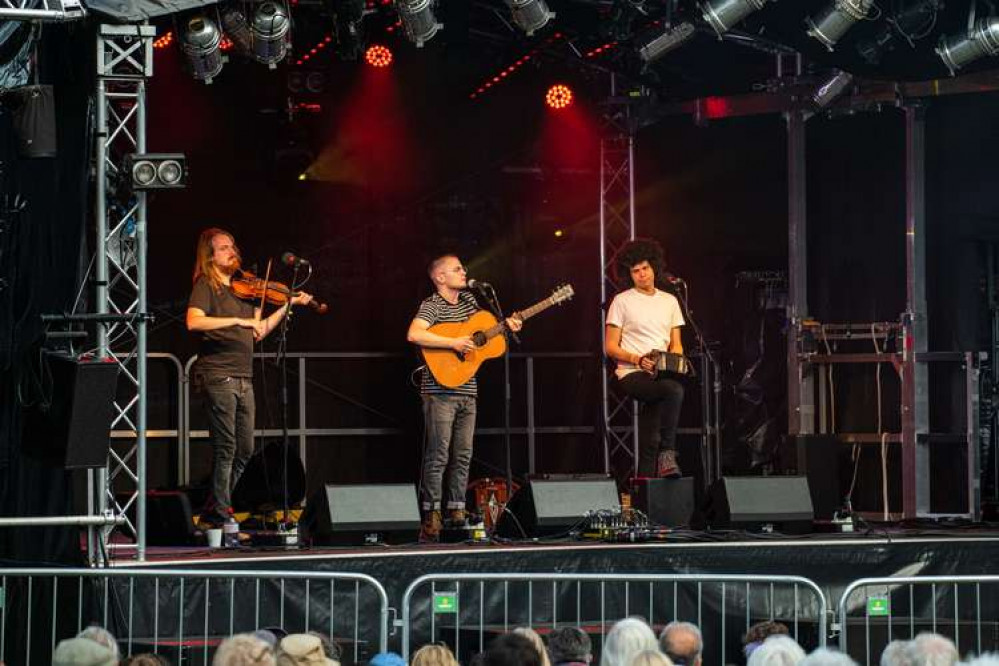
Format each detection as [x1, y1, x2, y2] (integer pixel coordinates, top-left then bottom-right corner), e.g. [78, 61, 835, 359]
[422, 284, 575, 388]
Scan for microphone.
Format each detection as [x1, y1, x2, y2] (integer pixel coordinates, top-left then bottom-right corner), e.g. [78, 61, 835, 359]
[467, 278, 491, 290]
[663, 273, 685, 285]
[282, 251, 310, 268]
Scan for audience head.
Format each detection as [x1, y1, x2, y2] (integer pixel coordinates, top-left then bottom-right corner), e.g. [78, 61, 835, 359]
[601, 618, 659, 666]
[963, 653, 999, 666]
[799, 648, 859, 666]
[548, 627, 593, 665]
[514, 627, 552, 666]
[122, 655, 170, 666]
[881, 641, 913, 666]
[630, 650, 673, 666]
[744, 622, 791, 661]
[306, 632, 341, 662]
[52, 637, 117, 666]
[368, 653, 407, 666]
[411, 644, 458, 666]
[213, 633, 276, 666]
[904, 633, 959, 666]
[484, 633, 543, 666]
[77, 626, 121, 664]
[659, 622, 703, 666]
[277, 634, 341, 666]
[747, 635, 806, 666]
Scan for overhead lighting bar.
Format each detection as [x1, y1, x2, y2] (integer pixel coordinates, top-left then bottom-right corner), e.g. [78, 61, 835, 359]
[395, 0, 442, 47]
[700, 0, 775, 37]
[806, 0, 874, 50]
[936, 16, 999, 74]
[505, 0, 556, 36]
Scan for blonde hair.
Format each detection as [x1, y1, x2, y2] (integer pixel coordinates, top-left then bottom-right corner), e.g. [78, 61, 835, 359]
[412, 644, 458, 666]
[213, 634, 276, 666]
[193, 227, 239, 293]
[513, 628, 551, 666]
[630, 650, 673, 666]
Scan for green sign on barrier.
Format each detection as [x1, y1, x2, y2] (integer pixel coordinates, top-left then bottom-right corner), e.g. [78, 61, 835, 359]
[433, 591, 458, 614]
[867, 596, 890, 617]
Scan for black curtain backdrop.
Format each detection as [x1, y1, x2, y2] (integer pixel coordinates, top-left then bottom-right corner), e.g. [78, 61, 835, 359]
[0, 24, 94, 565]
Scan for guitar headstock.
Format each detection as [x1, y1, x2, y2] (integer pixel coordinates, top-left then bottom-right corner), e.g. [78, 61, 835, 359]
[550, 284, 575, 305]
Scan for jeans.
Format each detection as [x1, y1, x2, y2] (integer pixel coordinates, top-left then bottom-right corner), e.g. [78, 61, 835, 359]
[201, 375, 256, 520]
[617, 371, 685, 477]
[420, 393, 477, 512]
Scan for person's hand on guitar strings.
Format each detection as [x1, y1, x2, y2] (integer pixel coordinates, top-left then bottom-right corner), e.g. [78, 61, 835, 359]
[450, 335, 476, 354]
[505, 315, 523, 333]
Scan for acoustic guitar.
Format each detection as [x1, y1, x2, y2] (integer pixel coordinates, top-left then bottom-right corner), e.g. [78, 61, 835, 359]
[422, 284, 575, 388]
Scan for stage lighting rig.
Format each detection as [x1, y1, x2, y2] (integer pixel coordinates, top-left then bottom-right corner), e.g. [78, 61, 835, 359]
[124, 153, 188, 190]
[637, 21, 696, 63]
[855, 0, 939, 64]
[180, 14, 225, 84]
[811, 70, 854, 108]
[394, 0, 442, 47]
[806, 0, 875, 50]
[249, 1, 291, 67]
[506, 0, 556, 36]
[700, 0, 776, 37]
[937, 16, 999, 74]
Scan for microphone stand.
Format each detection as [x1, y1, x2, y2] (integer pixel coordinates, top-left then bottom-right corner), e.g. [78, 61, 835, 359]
[672, 280, 722, 489]
[482, 284, 519, 521]
[276, 263, 302, 540]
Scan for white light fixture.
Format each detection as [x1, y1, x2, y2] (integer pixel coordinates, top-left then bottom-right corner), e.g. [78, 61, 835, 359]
[181, 15, 224, 84]
[395, 0, 442, 47]
[936, 16, 999, 74]
[700, 0, 775, 37]
[812, 70, 854, 108]
[505, 0, 556, 36]
[250, 1, 291, 67]
[806, 0, 874, 51]
[638, 21, 696, 63]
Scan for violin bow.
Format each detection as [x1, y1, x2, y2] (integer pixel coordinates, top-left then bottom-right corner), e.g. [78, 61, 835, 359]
[257, 258, 273, 319]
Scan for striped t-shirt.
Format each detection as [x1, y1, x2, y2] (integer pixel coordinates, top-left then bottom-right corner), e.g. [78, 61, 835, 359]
[415, 291, 479, 396]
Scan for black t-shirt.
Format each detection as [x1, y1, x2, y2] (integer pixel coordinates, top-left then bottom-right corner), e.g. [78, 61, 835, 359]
[188, 275, 255, 378]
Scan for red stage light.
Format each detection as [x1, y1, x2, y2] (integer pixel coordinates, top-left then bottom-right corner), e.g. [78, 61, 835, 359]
[365, 45, 393, 68]
[153, 31, 174, 49]
[545, 84, 573, 110]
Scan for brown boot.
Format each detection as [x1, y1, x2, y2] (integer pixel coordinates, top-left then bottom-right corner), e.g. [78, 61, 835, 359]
[657, 449, 681, 478]
[420, 510, 442, 542]
[447, 509, 468, 527]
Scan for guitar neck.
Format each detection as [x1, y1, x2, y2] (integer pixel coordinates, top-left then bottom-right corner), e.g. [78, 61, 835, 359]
[483, 295, 559, 339]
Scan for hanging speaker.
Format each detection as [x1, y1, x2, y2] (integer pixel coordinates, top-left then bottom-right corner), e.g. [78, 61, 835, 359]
[23, 353, 119, 468]
[496, 475, 621, 538]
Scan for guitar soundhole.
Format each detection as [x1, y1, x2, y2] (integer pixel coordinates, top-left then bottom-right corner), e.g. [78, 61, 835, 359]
[472, 331, 488, 347]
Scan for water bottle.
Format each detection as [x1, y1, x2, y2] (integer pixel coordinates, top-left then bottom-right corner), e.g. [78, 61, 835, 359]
[223, 513, 240, 548]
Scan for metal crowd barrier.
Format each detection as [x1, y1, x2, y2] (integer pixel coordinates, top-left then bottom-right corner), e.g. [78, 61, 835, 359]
[399, 573, 828, 663]
[837, 575, 999, 666]
[0, 568, 390, 666]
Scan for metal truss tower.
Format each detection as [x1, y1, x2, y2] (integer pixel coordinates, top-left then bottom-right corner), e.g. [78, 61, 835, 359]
[91, 24, 155, 563]
[599, 89, 639, 477]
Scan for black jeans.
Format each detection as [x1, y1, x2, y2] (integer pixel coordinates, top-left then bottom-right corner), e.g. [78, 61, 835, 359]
[617, 371, 685, 476]
[200, 375, 255, 520]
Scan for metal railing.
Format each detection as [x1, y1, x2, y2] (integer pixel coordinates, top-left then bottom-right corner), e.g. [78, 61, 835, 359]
[0, 568, 390, 666]
[837, 575, 999, 666]
[400, 573, 828, 663]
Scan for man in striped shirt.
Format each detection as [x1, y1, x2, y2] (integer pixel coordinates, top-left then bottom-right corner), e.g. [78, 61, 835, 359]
[407, 254, 522, 541]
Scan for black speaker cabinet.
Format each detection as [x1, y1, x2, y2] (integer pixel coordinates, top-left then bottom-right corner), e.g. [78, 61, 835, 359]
[705, 476, 814, 533]
[231, 440, 307, 512]
[119, 490, 198, 546]
[631, 477, 695, 527]
[301, 484, 420, 545]
[23, 354, 119, 469]
[782, 435, 845, 520]
[496, 476, 621, 538]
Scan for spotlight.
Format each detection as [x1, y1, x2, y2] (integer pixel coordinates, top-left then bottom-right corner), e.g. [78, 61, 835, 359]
[221, 5, 253, 54]
[365, 44, 393, 67]
[181, 15, 224, 84]
[395, 0, 442, 47]
[936, 17, 999, 74]
[545, 84, 573, 109]
[637, 21, 696, 63]
[700, 0, 775, 37]
[812, 70, 854, 108]
[506, 0, 556, 36]
[806, 0, 874, 50]
[250, 1, 291, 67]
[124, 153, 188, 190]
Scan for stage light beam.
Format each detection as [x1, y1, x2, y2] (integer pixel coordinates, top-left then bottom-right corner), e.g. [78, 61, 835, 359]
[365, 44, 394, 67]
[806, 0, 874, 50]
[700, 0, 775, 37]
[545, 84, 573, 110]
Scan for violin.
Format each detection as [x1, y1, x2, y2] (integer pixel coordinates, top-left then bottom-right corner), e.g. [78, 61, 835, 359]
[231, 270, 329, 315]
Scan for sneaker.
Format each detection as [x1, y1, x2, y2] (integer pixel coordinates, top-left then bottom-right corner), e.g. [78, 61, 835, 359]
[420, 510, 442, 542]
[447, 509, 468, 527]
[657, 449, 682, 478]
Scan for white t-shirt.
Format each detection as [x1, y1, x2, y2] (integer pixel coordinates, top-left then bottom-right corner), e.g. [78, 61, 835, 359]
[606, 288, 685, 379]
